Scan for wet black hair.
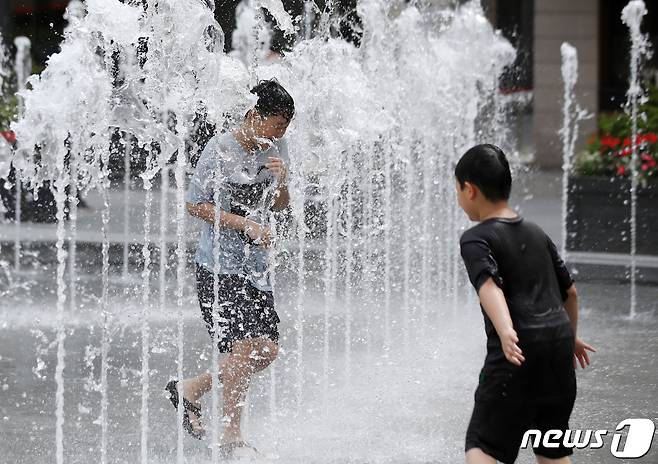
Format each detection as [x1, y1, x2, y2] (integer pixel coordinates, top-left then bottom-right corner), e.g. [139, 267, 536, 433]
[455, 144, 512, 202]
[250, 79, 295, 121]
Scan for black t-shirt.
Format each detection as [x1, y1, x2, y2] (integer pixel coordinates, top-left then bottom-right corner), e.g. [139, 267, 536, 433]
[460, 217, 573, 351]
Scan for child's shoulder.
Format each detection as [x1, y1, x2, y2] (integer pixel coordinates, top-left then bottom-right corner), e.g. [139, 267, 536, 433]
[459, 218, 548, 245]
[459, 221, 493, 245]
[203, 133, 240, 161]
[213, 132, 236, 151]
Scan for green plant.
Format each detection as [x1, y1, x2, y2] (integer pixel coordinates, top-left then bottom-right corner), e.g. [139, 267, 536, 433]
[576, 84, 658, 181]
[0, 94, 17, 130]
[573, 149, 606, 177]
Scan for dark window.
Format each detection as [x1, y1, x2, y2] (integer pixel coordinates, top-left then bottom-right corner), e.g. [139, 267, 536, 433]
[4, 1, 67, 67]
[600, 0, 658, 111]
[492, 0, 534, 92]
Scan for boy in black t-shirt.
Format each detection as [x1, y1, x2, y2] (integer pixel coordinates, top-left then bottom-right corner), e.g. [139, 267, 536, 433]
[455, 144, 596, 464]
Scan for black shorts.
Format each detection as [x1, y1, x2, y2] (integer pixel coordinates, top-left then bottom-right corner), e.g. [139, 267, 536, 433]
[465, 333, 576, 464]
[196, 264, 280, 353]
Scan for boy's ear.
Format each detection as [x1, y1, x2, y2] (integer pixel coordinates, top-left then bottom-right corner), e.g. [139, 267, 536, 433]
[464, 181, 478, 200]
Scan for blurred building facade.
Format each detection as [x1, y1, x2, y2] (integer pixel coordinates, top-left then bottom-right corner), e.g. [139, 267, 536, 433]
[1, 0, 657, 168]
[483, 0, 657, 168]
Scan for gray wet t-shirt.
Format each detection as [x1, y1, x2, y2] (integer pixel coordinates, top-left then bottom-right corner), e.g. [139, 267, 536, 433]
[186, 132, 289, 292]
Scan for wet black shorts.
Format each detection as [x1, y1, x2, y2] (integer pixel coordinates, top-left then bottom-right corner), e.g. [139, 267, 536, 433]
[196, 264, 280, 353]
[465, 334, 576, 464]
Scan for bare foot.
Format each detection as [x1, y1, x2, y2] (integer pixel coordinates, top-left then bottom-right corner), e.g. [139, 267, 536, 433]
[187, 404, 205, 436]
[181, 380, 205, 435]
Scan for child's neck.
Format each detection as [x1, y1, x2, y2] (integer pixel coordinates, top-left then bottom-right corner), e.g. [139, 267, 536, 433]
[233, 128, 258, 152]
[478, 202, 517, 222]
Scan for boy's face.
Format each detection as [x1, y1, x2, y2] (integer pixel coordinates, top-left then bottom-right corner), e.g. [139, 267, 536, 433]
[455, 179, 480, 221]
[251, 112, 290, 142]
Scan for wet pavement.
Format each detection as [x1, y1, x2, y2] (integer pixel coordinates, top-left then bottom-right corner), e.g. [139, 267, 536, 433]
[0, 267, 657, 463]
[0, 168, 657, 463]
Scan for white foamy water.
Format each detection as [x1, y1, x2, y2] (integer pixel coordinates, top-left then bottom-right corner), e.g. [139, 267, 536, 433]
[621, 0, 649, 319]
[4, 1, 520, 462]
[559, 42, 582, 260]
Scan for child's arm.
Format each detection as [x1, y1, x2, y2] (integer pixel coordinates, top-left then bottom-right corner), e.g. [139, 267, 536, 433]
[267, 156, 290, 211]
[546, 236, 596, 369]
[186, 202, 270, 246]
[564, 284, 579, 335]
[272, 185, 290, 211]
[478, 277, 525, 366]
[563, 284, 596, 369]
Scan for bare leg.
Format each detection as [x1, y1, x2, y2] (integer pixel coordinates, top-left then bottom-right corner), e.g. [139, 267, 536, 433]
[221, 338, 278, 443]
[182, 363, 226, 402]
[536, 456, 571, 464]
[174, 356, 224, 435]
[178, 337, 278, 440]
[466, 448, 497, 464]
[181, 373, 210, 399]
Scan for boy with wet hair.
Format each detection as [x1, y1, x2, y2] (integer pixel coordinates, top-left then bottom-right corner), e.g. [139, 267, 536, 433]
[455, 144, 596, 464]
[166, 79, 294, 459]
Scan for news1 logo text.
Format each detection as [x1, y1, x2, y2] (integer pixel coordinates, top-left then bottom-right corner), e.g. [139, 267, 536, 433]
[521, 418, 656, 459]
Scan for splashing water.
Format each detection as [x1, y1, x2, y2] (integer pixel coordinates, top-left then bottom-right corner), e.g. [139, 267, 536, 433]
[13, 37, 31, 107]
[621, 0, 649, 319]
[0, 32, 8, 83]
[0, 33, 16, 226]
[139, 148, 154, 464]
[7, 0, 517, 461]
[255, 0, 296, 36]
[11, 37, 31, 271]
[559, 42, 587, 260]
[231, 1, 273, 69]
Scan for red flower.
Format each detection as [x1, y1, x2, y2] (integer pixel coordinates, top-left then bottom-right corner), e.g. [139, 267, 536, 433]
[617, 165, 626, 175]
[601, 135, 621, 148]
[623, 137, 632, 147]
[0, 131, 16, 144]
[642, 164, 649, 171]
[647, 133, 658, 144]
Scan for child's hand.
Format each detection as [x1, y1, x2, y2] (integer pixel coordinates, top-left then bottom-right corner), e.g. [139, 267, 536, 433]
[500, 328, 525, 366]
[266, 157, 287, 185]
[257, 227, 271, 248]
[245, 220, 271, 248]
[573, 338, 596, 369]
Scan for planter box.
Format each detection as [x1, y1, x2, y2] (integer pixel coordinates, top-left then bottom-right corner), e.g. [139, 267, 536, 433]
[567, 176, 658, 255]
